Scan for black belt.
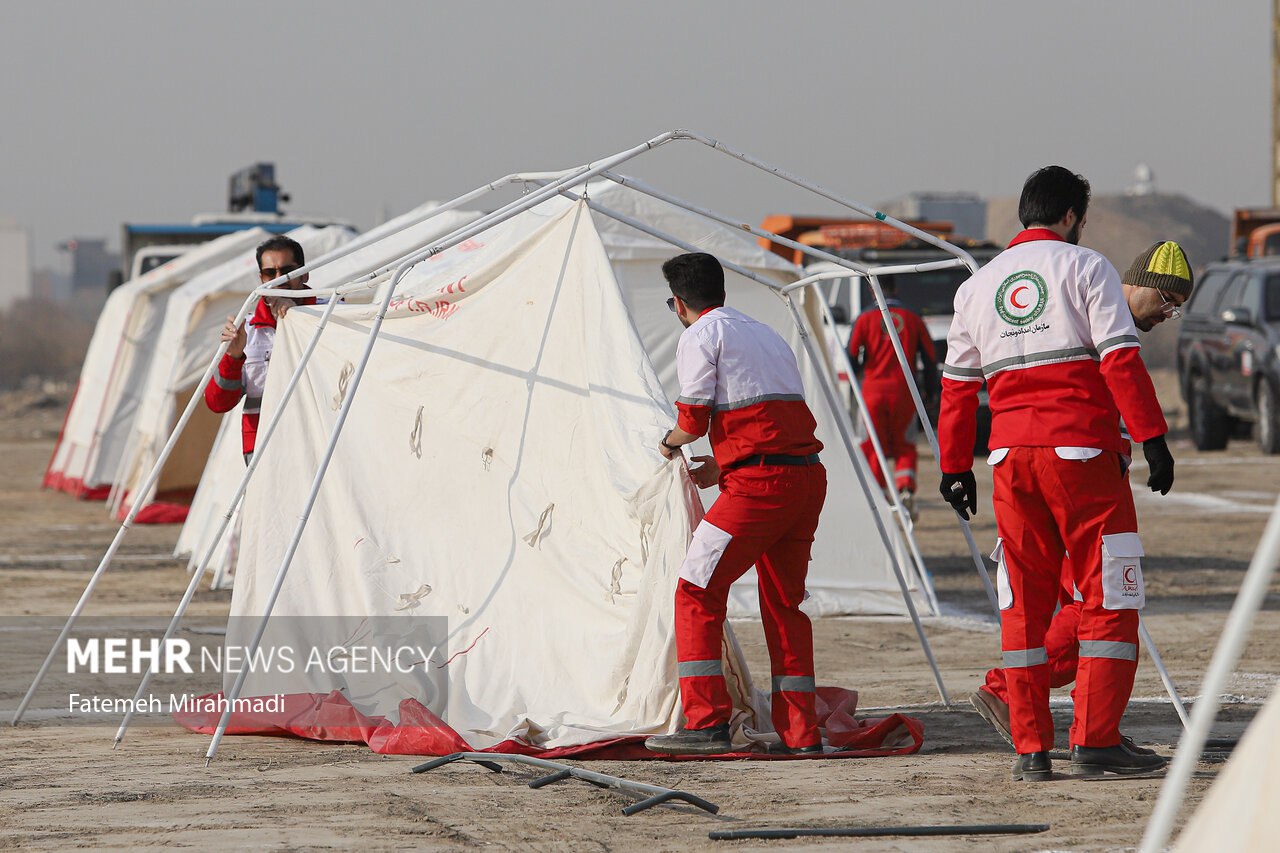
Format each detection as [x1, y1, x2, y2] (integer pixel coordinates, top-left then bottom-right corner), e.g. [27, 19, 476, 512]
[724, 453, 820, 471]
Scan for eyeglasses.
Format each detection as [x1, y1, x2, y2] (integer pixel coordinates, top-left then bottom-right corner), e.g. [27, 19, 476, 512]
[1157, 289, 1182, 320]
[260, 265, 301, 280]
[666, 296, 677, 313]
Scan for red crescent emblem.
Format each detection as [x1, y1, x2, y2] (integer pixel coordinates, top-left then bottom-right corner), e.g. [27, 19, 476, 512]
[1123, 565, 1137, 584]
[1010, 285, 1031, 310]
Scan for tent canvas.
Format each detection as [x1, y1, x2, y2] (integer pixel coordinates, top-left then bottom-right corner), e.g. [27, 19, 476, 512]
[43, 230, 270, 499]
[175, 204, 486, 580]
[1172, 681, 1280, 851]
[180, 200, 923, 756]
[111, 225, 355, 523]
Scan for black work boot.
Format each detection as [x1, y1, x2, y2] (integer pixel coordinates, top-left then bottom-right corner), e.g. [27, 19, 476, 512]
[1011, 751, 1052, 782]
[1070, 742, 1168, 776]
[644, 723, 733, 755]
[765, 741, 824, 755]
[1120, 734, 1157, 756]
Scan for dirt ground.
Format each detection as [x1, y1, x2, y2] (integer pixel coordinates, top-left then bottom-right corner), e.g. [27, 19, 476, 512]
[2, 375, 1278, 852]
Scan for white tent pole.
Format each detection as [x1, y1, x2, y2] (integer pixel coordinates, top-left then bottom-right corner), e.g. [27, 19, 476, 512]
[11, 290, 259, 726]
[112, 294, 343, 747]
[810, 283, 942, 614]
[203, 133, 681, 762]
[675, 130, 978, 267]
[863, 272, 999, 615]
[550, 184, 942, 616]
[779, 288, 950, 705]
[1137, 618, 1192, 729]
[1139, 494, 1280, 853]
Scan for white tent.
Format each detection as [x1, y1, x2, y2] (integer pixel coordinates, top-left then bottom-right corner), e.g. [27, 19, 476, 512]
[176, 204, 485, 581]
[1172, 682, 1280, 851]
[110, 225, 355, 523]
[43, 230, 268, 499]
[220, 200, 863, 752]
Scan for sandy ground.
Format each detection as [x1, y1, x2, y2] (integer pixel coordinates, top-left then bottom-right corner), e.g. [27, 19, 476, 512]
[2, 376, 1278, 852]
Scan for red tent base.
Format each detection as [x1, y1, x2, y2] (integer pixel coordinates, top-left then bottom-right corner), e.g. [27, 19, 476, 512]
[175, 686, 924, 760]
[41, 470, 111, 501]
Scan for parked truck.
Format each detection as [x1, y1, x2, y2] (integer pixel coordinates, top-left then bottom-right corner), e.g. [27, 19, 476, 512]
[109, 163, 350, 290]
[1230, 208, 1280, 259]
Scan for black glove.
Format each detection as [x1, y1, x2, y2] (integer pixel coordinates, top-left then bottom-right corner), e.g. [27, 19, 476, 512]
[1143, 434, 1175, 495]
[939, 471, 977, 519]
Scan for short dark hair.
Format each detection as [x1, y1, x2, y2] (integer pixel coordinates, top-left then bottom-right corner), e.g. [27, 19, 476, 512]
[256, 235, 305, 269]
[661, 252, 725, 311]
[1018, 166, 1091, 229]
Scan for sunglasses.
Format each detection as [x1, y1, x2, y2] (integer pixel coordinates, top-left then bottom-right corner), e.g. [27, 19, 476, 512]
[260, 264, 301, 280]
[666, 296, 677, 313]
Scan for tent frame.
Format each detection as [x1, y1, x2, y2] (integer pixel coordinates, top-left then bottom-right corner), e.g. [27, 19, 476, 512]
[19, 131, 1060, 758]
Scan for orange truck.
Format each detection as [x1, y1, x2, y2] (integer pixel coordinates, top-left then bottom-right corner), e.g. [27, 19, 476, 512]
[1231, 208, 1280, 258]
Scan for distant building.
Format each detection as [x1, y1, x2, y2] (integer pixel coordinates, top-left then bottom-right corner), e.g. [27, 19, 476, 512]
[1126, 163, 1156, 197]
[880, 192, 988, 242]
[58, 238, 119, 321]
[0, 220, 33, 312]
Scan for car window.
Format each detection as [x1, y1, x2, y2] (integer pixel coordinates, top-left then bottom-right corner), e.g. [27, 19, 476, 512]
[1267, 273, 1280, 321]
[1240, 275, 1263, 314]
[1187, 270, 1231, 317]
[1216, 274, 1247, 315]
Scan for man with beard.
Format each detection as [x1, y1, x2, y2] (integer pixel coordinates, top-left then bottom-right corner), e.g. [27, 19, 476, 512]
[937, 167, 1175, 780]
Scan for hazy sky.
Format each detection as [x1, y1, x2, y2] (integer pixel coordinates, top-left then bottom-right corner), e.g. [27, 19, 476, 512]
[1, 1, 1268, 268]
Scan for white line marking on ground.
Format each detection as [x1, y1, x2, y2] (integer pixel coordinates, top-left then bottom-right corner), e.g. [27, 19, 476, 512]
[1132, 489, 1275, 514]
[0, 554, 177, 564]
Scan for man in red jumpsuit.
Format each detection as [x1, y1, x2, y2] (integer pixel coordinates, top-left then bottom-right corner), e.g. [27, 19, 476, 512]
[643, 252, 827, 756]
[847, 278, 936, 520]
[970, 241, 1195, 753]
[204, 236, 315, 463]
[937, 168, 1174, 780]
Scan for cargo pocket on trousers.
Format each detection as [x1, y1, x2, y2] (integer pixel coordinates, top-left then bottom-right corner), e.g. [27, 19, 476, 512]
[679, 521, 733, 589]
[990, 539, 1013, 610]
[1101, 532, 1145, 610]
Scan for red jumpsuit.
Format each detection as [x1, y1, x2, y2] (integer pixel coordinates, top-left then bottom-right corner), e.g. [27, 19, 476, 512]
[847, 300, 935, 493]
[672, 306, 826, 749]
[938, 229, 1166, 754]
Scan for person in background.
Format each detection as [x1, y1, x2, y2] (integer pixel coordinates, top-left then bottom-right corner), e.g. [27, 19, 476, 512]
[847, 277, 936, 520]
[204, 235, 314, 463]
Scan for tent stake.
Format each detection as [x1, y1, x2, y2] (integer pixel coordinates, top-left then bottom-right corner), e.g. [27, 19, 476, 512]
[411, 752, 719, 816]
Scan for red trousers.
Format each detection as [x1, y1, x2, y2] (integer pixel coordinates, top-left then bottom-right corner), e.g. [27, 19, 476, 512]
[674, 463, 826, 748]
[859, 383, 918, 492]
[983, 597, 1082, 702]
[992, 448, 1142, 753]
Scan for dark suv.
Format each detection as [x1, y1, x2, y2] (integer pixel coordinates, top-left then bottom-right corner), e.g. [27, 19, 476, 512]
[1176, 257, 1280, 453]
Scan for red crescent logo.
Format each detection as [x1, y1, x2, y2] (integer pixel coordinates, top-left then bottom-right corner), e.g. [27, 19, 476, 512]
[1123, 565, 1137, 584]
[1010, 285, 1031, 310]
